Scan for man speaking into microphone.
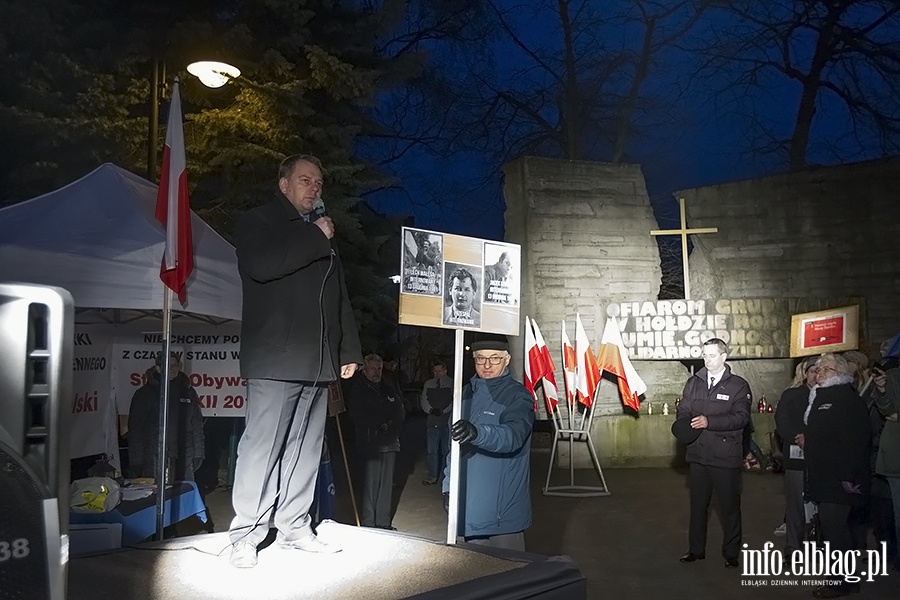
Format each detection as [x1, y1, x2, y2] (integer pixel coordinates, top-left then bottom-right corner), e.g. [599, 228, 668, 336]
[228, 154, 362, 568]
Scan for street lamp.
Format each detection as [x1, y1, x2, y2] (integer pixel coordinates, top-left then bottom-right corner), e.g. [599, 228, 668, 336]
[186, 61, 241, 88]
[147, 58, 240, 180]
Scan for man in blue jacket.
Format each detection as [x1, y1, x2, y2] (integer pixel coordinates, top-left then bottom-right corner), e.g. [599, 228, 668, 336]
[442, 334, 534, 551]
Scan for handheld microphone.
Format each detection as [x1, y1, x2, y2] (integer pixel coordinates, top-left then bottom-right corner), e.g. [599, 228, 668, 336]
[313, 197, 326, 220]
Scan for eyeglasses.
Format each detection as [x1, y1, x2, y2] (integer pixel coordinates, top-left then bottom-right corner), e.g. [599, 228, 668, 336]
[473, 355, 506, 365]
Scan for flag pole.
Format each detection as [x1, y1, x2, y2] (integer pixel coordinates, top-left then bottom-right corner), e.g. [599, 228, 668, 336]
[446, 328, 464, 544]
[152, 77, 193, 540]
[155, 286, 173, 540]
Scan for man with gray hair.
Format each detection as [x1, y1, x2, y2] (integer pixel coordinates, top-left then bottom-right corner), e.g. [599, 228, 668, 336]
[346, 354, 405, 530]
[676, 338, 752, 568]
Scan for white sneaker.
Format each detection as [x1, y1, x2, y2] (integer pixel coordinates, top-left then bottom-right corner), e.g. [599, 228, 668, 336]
[279, 534, 341, 554]
[773, 523, 786, 537]
[229, 541, 258, 568]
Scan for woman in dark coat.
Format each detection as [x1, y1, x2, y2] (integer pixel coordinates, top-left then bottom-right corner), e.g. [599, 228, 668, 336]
[804, 353, 872, 598]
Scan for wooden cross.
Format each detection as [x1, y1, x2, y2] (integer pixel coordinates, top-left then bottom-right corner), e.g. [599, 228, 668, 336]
[649, 197, 718, 299]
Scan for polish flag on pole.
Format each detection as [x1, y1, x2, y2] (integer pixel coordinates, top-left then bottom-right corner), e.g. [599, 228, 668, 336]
[561, 320, 577, 407]
[597, 316, 647, 411]
[155, 79, 193, 305]
[530, 319, 559, 413]
[524, 316, 537, 405]
[574, 314, 601, 407]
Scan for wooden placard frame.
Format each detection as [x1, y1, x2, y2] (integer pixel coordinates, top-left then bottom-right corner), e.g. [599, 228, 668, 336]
[790, 305, 859, 357]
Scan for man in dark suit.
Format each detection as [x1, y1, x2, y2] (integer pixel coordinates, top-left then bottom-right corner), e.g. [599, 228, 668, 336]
[228, 154, 362, 568]
[676, 338, 752, 568]
[442, 267, 481, 327]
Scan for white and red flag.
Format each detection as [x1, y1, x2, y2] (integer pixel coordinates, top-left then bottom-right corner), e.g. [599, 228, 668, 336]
[530, 319, 559, 413]
[561, 320, 577, 407]
[524, 316, 537, 403]
[574, 314, 601, 407]
[597, 316, 647, 411]
[155, 79, 193, 305]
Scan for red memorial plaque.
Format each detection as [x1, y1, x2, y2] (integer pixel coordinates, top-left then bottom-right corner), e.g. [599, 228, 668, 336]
[803, 316, 845, 348]
[790, 305, 858, 357]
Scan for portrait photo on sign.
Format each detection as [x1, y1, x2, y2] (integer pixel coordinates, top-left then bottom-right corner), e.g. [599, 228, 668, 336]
[482, 242, 520, 306]
[401, 228, 443, 297]
[442, 262, 483, 329]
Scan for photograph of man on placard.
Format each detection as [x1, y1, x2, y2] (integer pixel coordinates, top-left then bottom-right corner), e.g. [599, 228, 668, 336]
[442, 262, 482, 329]
[482, 242, 520, 306]
[401, 228, 443, 297]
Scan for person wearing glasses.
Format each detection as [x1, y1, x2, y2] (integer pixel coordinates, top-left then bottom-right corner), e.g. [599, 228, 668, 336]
[441, 334, 534, 551]
[228, 154, 362, 568]
[676, 338, 752, 568]
[804, 353, 872, 597]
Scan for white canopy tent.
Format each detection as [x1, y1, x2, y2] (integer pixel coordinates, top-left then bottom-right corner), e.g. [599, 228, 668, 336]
[0, 163, 242, 321]
[0, 163, 243, 464]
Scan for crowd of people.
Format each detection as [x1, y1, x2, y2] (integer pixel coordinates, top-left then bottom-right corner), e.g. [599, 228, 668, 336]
[673, 337, 899, 598]
[123, 151, 898, 593]
[771, 343, 899, 597]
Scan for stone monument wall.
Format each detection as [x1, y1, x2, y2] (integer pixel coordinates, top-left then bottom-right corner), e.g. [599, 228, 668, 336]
[678, 156, 900, 355]
[503, 157, 687, 418]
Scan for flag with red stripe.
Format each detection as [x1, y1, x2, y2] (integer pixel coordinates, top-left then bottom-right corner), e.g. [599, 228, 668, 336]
[575, 314, 601, 407]
[531, 319, 559, 413]
[597, 316, 647, 411]
[524, 316, 537, 406]
[155, 79, 193, 305]
[561, 320, 577, 408]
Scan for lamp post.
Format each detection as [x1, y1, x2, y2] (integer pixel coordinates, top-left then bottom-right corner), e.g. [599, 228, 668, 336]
[147, 59, 240, 181]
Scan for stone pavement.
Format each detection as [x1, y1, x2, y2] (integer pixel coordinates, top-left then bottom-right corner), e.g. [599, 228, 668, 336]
[193, 414, 898, 599]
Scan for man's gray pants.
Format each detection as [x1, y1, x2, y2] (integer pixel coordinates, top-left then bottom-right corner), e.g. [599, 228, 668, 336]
[228, 379, 326, 546]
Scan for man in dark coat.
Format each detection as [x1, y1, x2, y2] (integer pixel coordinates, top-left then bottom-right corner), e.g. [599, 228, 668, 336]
[346, 354, 405, 529]
[676, 338, 752, 568]
[127, 352, 204, 481]
[228, 154, 362, 568]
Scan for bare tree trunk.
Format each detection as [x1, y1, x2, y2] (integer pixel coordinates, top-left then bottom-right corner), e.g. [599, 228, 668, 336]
[558, 0, 581, 159]
[612, 18, 655, 164]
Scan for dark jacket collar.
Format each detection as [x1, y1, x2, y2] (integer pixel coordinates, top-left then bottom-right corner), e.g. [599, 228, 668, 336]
[274, 191, 309, 221]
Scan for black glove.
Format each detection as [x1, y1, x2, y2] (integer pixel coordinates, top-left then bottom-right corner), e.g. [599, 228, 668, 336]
[443, 492, 450, 513]
[450, 419, 478, 444]
[192, 458, 204, 472]
[429, 408, 442, 416]
[378, 422, 389, 433]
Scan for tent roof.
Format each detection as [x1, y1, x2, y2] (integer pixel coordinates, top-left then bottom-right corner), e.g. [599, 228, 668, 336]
[0, 163, 242, 321]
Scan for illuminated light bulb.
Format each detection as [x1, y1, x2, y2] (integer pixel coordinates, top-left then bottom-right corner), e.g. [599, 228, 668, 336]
[187, 61, 240, 88]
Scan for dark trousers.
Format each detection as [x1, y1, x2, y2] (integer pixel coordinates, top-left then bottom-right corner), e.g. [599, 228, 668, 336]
[818, 502, 860, 584]
[425, 415, 450, 480]
[361, 450, 397, 528]
[689, 462, 742, 559]
[783, 468, 806, 555]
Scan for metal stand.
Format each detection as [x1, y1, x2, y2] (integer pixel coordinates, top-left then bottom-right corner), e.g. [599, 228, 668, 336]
[542, 398, 610, 497]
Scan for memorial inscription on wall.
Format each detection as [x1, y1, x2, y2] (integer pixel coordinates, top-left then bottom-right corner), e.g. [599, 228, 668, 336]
[603, 298, 861, 360]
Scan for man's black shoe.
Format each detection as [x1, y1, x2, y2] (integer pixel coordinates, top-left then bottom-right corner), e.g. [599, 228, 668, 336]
[679, 552, 705, 562]
[725, 557, 740, 568]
